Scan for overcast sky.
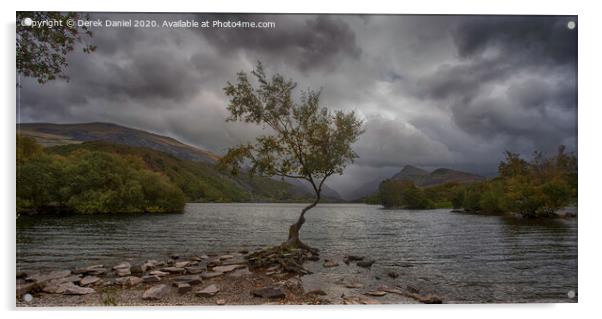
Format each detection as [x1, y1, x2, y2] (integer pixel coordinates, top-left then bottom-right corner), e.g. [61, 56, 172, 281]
[18, 13, 578, 197]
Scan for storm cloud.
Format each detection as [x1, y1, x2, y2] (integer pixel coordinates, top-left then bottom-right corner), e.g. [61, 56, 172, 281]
[17, 13, 577, 198]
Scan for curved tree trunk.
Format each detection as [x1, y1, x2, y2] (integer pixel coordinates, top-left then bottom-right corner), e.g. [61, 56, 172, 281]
[284, 196, 320, 253]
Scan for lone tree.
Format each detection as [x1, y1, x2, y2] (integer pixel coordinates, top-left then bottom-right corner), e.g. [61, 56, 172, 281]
[219, 63, 364, 253]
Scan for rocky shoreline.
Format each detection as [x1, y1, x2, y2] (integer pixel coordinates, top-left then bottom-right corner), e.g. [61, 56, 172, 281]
[16, 249, 442, 306]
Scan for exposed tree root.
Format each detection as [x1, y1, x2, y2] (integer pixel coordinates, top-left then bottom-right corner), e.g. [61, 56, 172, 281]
[246, 242, 320, 275]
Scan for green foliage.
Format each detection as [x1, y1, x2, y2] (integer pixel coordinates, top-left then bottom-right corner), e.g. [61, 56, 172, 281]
[17, 136, 185, 214]
[17, 12, 95, 83]
[378, 180, 433, 209]
[219, 62, 364, 202]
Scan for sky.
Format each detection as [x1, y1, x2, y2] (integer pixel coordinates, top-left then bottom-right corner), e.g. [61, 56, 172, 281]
[17, 13, 578, 198]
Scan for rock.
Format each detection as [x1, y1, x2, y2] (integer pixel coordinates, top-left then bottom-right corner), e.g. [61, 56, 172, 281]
[112, 262, 131, 270]
[47, 274, 82, 286]
[172, 275, 202, 285]
[185, 266, 205, 274]
[126, 276, 142, 287]
[26, 270, 71, 283]
[383, 287, 403, 295]
[238, 249, 249, 254]
[323, 259, 339, 268]
[201, 271, 224, 279]
[406, 293, 443, 304]
[142, 275, 162, 283]
[200, 255, 210, 260]
[115, 268, 131, 277]
[195, 284, 219, 297]
[365, 290, 387, 297]
[251, 287, 285, 299]
[344, 282, 364, 289]
[175, 261, 191, 268]
[149, 270, 169, 277]
[141, 260, 159, 272]
[170, 254, 180, 260]
[306, 289, 327, 296]
[219, 254, 234, 260]
[387, 271, 399, 278]
[176, 282, 192, 294]
[207, 258, 221, 267]
[130, 264, 143, 275]
[357, 259, 375, 268]
[142, 284, 169, 300]
[160, 267, 186, 274]
[79, 276, 101, 286]
[212, 264, 245, 273]
[191, 256, 202, 262]
[216, 298, 226, 305]
[60, 283, 95, 295]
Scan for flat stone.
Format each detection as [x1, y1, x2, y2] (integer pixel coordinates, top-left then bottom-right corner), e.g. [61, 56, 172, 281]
[142, 284, 169, 300]
[219, 255, 234, 260]
[176, 282, 192, 294]
[112, 262, 131, 270]
[207, 258, 221, 267]
[149, 270, 169, 277]
[142, 275, 162, 283]
[173, 275, 202, 285]
[201, 271, 224, 279]
[323, 260, 339, 268]
[216, 298, 226, 305]
[343, 295, 380, 305]
[344, 282, 364, 288]
[383, 287, 403, 295]
[251, 287, 285, 299]
[365, 290, 387, 297]
[185, 266, 205, 274]
[212, 264, 245, 273]
[26, 270, 71, 283]
[195, 284, 219, 297]
[160, 267, 186, 274]
[175, 261, 191, 268]
[79, 276, 101, 286]
[126, 276, 142, 287]
[115, 268, 131, 277]
[61, 283, 95, 295]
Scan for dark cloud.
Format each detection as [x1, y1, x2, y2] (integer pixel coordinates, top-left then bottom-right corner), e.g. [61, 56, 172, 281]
[199, 14, 361, 72]
[17, 14, 577, 198]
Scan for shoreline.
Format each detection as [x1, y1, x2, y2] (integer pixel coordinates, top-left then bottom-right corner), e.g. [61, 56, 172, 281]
[16, 249, 429, 306]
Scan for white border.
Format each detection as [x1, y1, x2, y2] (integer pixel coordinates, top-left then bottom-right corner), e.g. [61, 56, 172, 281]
[2, 1, 601, 319]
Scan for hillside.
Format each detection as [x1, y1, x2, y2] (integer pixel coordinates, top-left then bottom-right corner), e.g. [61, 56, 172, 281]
[17, 122, 342, 202]
[48, 141, 319, 203]
[351, 165, 485, 200]
[18, 122, 220, 164]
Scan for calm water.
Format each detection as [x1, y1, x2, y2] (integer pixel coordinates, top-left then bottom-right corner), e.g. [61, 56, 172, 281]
[16, 203, 577, 303]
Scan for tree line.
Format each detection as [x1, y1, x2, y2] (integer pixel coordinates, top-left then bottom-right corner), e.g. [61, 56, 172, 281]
[375, 146, 577, 218]
[17, 135, 186, 214]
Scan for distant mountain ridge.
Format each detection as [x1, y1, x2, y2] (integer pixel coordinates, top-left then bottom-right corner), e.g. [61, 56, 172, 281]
[18, 122, 220, 164]
[350, 164, 485, 200]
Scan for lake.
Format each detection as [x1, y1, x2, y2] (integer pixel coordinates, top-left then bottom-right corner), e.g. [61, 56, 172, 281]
[16, 203, 577, 303]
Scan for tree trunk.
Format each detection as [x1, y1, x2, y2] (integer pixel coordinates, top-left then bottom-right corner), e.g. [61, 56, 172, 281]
[284, 196, 319, 253]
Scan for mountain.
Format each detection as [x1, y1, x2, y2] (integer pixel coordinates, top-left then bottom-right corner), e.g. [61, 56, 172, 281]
[350, 165, 485, 200]
[17, 122, 341, 202]
[17, 122, 220, 164]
